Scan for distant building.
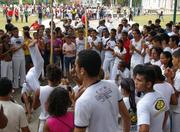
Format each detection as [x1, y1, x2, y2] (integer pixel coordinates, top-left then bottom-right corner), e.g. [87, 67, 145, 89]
[80, 0, 102, 6]
[142, 0, 180, 11]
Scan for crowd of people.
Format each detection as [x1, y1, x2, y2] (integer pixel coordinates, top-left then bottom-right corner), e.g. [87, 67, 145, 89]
[0, 4, 180, 132]
[1, 3, 136, 25]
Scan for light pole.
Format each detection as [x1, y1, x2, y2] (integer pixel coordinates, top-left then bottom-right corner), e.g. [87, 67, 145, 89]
[173, 0, 177, 24]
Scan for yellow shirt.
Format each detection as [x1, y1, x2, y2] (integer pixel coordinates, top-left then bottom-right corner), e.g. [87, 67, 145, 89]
[24, 38, 31, 56]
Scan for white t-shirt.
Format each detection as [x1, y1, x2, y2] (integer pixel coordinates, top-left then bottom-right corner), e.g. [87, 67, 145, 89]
[150, 59, 161, 67]
[160, 65, 166, 75]
[75, 80, 122, 132]
[130, 38, 144, 68]
[167, 32, 175, 36]
[10, 36, 24, 57]
[116, 33, 122, 41]
[137, 91, 168, 132]
[104, 39, 116, 58]
[122, 26, 130, 32]
[97, 25, 106, 37]
[144, 43, 153, 64]
[76, 38, 85, 54]
[123, 96, 140, 110]
[63, 43, 76, 57]
[118, 68, 130, 79]
[102, 37, 110, 47]
[154, 82, 175, 110]
[73, 85, 80, 95]
[114, 46, 126, 64]
[163, 47, 172, 54]
[39, 85, 57, 120]
[0, 101, 28, 132]
[172, 69, 180, 113]
[171, 47, 180, 53]
[88, 36, 102, 55]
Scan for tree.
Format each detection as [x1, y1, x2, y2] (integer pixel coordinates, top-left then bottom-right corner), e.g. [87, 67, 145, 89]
[117, 0, 141, 7]
[102, 0, 111, 6]
[117, 0, 128, 6]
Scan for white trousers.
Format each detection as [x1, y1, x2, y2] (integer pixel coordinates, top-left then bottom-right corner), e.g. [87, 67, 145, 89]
[1, 61, 13, 81]
[29, 44, 44, 79]
[172, 112, 180, 132]
[103, 57, 114, 79]
[110, 62, 118, 80]
[22, 44, 44, 93]
[38, 120, 46, 132]
[12, 56, 26, 88]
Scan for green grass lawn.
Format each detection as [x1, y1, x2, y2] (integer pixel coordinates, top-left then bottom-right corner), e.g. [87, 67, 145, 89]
[0, 13, 39, 31]
[134, 14, 180, 27]
[0, 12, 179, 31]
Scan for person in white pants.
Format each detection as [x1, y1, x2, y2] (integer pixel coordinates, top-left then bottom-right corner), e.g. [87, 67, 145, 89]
[130, 29, 145, 77]
[21, 39, 44, 121]
[111, 39, 126, 80]
[103, 29, 117, 79]
[10, 27, 26, 89]
[0, 34, 13, 81]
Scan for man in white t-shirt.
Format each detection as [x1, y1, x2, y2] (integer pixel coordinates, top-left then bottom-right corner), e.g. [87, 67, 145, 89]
[0, 77, 30, 132]
[10, 27, 26, 89]
[74, 49, 130, 132]
[153, 65, 177, 131]
[135, 66, 168, 132]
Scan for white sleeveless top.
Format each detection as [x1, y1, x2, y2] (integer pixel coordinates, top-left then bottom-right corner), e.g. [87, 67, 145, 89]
[39, 85, 57, 120]
[131, 38, 144, 68]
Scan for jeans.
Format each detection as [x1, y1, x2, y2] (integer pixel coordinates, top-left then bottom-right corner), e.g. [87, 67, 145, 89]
[64, 56, 75, 72]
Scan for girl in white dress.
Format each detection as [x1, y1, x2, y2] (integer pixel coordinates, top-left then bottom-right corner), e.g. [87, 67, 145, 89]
[111, 39, 126, 80]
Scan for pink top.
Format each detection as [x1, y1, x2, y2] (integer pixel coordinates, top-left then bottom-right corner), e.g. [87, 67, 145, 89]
[47, 112, 74, 132]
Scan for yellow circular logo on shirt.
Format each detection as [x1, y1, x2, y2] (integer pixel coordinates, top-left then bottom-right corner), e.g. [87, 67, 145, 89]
[155, 100, 165, 111]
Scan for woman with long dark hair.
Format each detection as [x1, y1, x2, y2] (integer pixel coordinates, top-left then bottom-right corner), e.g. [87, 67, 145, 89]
[111, 39, 126, 80]
[160, 51, 173, 75]
[120, 78, 139, 131]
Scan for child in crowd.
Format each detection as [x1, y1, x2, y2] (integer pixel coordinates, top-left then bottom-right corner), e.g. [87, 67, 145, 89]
[115, 61, 130, 86]
[43, 88, 74, 132]
[150, 47, 163, 67]
[111, 39, 126, 80]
